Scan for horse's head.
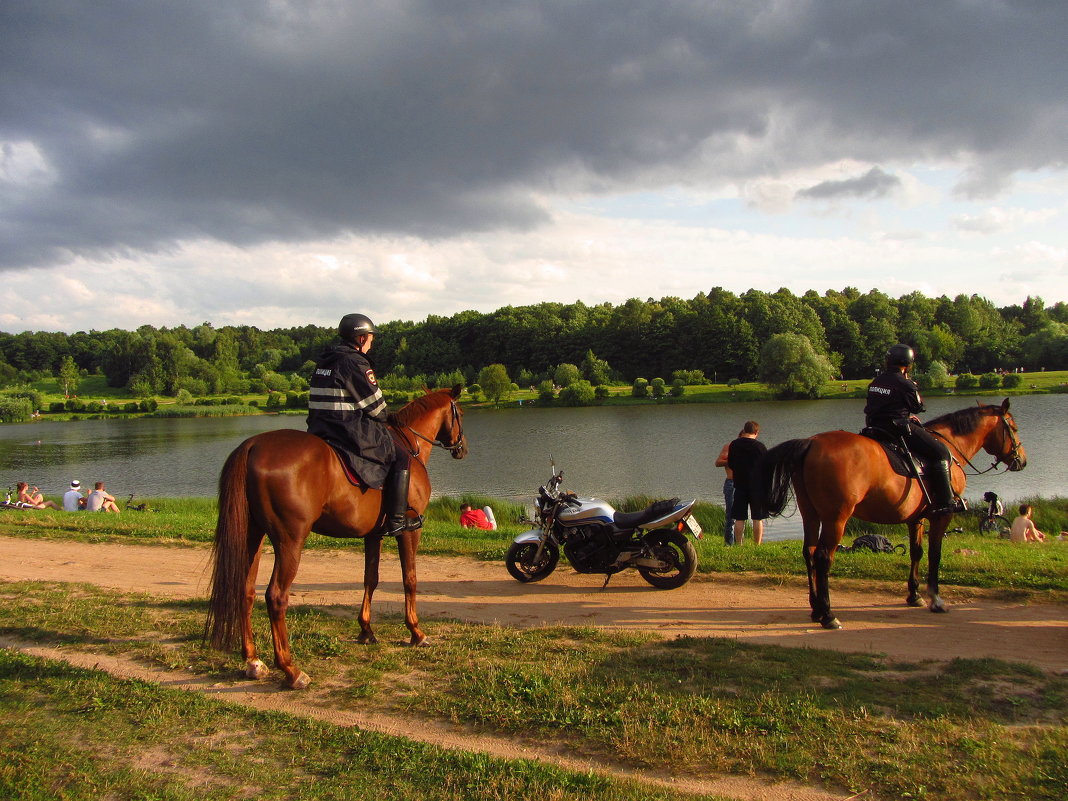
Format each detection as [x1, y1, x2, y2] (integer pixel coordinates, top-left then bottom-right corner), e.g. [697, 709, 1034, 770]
[437, 385, 468, 460]
[984, 398, 1027, 472]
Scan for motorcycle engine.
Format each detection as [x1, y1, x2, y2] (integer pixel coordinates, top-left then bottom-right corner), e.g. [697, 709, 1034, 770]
[561, 524, 623, 573]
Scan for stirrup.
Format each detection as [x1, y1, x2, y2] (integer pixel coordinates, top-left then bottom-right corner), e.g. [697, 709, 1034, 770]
[383, 514, 424, 537]
[928, 497, 967, 517]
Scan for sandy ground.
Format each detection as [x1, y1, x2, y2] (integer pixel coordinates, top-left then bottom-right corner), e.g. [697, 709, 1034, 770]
[2, 536, 1065, 671]
[2, 535, 1066, 801]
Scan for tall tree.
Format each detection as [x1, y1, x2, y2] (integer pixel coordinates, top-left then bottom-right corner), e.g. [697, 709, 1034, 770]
[57, 355, 80, 397]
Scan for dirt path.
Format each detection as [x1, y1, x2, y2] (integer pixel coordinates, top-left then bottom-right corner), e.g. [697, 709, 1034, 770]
[2, 536, 1066, 801]
[3, 536, 1065, 671]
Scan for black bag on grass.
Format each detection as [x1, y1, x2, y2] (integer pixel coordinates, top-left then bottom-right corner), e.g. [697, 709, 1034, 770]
[840, 534, 905, 554]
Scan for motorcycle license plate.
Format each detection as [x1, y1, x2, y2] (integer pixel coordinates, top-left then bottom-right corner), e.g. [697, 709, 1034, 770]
[683, 514, 703, 539]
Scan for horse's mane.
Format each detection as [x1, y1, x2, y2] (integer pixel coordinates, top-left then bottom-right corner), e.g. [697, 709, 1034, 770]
[391, 389, 450, 427]
[925, 405, 993, 436]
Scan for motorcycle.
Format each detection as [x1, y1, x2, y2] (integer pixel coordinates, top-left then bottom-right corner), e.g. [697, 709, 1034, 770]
[506, 460, 703, 589]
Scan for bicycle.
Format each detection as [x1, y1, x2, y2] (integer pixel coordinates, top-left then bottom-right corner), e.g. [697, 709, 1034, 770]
[125, 494, 157, 512]
[976, 492, 1009, 536]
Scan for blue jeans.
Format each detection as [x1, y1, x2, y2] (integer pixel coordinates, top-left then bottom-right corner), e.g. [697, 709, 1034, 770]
[722, 478, 735, 545]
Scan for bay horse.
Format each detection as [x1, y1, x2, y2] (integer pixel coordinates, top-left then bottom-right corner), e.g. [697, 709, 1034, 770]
[758, 399, 1025, 629]
[205, 386, 466, 689]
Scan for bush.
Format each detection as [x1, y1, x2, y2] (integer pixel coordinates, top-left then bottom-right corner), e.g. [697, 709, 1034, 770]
[955, 373, 979, 390]
[0, 396, 33, 423]
[124, 402, 140, 413]
[671, 369, 709, 385]
[727, 378, 740, 387]
[537, 380, 555, 406]
[669, 378, 685, 398]
[265, 392, 284, 409]
[1002, 373, 1022, 389]
[50, 401, 66, 413]
[978, 372, 1001, 389]
[594, 385, 610, 401]
[139, 399, 158, 412]
[651, 377, 666, 398]
[559, 379, 596, 406]
[632, 378, 649, 398]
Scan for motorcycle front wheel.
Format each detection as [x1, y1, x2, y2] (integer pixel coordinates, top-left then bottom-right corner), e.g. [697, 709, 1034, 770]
[505, 540, 560, 583]
[638, 530, 698, 589]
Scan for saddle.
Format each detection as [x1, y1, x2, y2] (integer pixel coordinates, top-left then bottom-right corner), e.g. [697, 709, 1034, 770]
[327, 444, 365, 488]
[859, 427, 929, 478]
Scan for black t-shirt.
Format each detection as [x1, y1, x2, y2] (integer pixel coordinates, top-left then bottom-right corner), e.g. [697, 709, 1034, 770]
[727, 436, 766, 489]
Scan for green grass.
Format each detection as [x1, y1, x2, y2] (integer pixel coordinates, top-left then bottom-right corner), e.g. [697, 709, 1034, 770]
[0, 581, 1065, 800]
[2, 495, 1067, 596]
[17, 370, 1068, 420]
[0, 648, 694, 801]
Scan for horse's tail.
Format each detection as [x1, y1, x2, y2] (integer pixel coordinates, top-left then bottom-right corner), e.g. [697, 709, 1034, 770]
[757, 438, 813, 517]
[205, 440, 254, 651]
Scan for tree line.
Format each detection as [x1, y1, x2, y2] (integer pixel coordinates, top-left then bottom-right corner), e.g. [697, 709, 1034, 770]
[1, 288, 1065, 400]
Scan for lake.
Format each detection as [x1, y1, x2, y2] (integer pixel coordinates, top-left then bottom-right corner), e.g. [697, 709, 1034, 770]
[2, 394, 1063, 540]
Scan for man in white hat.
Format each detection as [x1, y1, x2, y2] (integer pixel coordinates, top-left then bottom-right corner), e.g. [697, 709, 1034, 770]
[63, 480, 86, 512]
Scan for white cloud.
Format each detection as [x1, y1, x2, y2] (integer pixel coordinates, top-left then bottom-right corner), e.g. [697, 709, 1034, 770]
[952, 207, 1060, 235]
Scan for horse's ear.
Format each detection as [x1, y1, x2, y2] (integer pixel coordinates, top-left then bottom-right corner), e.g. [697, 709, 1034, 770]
[450, 384, 463, 399]
[1001, 397, 1011, 414]
[422, 385, 432, 396]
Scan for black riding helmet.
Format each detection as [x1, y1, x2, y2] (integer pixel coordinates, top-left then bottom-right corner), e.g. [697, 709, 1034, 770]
[885, 343, 915, 368]
[338, 313, 377, 343]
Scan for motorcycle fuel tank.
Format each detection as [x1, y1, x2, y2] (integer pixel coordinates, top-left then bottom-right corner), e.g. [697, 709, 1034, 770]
[557, 497, 615, 526]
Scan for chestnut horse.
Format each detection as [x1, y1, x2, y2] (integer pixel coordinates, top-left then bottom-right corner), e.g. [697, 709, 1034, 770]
[758, 399, 1025, 629]
[206, 386, 466, 689]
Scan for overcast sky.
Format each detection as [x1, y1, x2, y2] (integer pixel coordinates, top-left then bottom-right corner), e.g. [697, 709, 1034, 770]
[2, 1, 1066, 334]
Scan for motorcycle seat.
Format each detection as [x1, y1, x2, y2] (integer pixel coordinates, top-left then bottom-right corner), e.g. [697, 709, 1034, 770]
[613, 497, 681, 529]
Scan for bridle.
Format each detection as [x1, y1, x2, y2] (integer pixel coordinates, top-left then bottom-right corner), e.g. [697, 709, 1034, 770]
[995, 412, 1025, 471]
[400, 399, 465, 457]
[929, 409, 1023, 475]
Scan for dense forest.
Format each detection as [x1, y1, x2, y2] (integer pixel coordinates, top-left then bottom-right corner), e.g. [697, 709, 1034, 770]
[2, 287, 1066, 398]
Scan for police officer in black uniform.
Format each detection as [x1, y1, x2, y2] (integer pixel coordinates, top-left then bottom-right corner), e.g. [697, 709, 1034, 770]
[307, 313, 418, 536]
[864, 344, 962, 516]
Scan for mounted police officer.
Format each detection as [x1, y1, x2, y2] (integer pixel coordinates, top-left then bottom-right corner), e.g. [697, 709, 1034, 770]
[307, 313, 419, 536]
[864, 344, 963, 516]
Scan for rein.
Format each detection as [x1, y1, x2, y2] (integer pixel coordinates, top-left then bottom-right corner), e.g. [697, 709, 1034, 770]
[927, 412, 1021, 475]
[394, 400, 465, 458]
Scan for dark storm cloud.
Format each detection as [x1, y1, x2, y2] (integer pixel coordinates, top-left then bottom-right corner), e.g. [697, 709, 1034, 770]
[2, 0, 1066, 268]
[796, 167, 901, 200]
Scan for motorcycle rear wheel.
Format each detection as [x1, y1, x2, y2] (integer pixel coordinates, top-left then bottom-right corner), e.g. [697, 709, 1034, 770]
[638, 530, 698, 590]
[506, 540, 560, 583]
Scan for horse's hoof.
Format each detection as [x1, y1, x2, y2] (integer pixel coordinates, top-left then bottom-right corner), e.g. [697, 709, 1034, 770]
[405, 634, 430, 648]
[820, 616, 842, 630]
[906, 595, 924, 607]
[245, 659, 269, 680]
[929, 601, 949, 614]
[286, 671, 311, 690]
[357, 632, 378, 645]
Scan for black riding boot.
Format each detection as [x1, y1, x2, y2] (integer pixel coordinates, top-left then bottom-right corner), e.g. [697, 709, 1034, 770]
[926, 459, 965, 516]
[383, 468, 422, 537]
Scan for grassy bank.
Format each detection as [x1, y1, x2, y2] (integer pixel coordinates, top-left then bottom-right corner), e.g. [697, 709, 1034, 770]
[1, 494, 1066, 597]
[0, 580, 1065, 800]
[12, 370, 1068, 421]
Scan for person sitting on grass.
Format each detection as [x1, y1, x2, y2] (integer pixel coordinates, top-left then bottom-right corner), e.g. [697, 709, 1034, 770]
[85, 481, 121, 513]
[16, 482, 60, 510]
[1009, 504, 1049, 543]
[459, 503, 496, 530]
